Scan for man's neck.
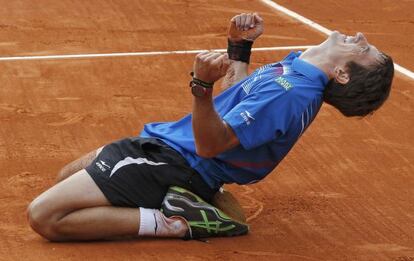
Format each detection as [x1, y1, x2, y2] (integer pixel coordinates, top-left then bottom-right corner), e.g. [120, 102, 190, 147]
[299, 47, 333, 80]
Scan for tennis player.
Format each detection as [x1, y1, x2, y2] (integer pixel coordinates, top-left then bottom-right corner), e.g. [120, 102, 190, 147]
[28, 13, 394, 241]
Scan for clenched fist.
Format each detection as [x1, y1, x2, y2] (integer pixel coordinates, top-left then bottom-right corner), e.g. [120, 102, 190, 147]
[193, 52, 230, 84]
[228, 13, 264, 42]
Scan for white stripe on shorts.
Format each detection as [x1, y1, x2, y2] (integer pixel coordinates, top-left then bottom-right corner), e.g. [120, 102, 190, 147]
[110, 156, 167, 178]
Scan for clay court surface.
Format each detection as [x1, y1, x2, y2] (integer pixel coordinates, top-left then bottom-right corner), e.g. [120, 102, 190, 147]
[0, 0, 413, 260]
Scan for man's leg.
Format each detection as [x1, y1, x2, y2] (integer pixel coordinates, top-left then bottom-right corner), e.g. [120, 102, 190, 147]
[55, 147, 103, 183]
[29, 137, 245, 241]
[53, 149, 247, 239]
[28, 169, 188, 241]
[29, 170, 136, 241]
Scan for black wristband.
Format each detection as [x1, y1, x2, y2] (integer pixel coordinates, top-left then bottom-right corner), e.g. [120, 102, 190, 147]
[189, 72, 214, 88]
[227, 39, 253, 64]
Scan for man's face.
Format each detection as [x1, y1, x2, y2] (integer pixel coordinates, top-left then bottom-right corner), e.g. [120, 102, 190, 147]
[321, 31, 383, 68]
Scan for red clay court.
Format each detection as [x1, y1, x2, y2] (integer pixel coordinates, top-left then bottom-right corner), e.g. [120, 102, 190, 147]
[0, 0, 413, 260]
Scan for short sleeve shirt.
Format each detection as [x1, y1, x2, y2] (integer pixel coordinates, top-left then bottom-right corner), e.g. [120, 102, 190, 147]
[141, 52, 328, 189]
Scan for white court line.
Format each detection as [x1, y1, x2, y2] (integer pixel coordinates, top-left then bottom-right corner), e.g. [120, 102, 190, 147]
[260, 0, 414, 80]
[0, 45, 314, 62]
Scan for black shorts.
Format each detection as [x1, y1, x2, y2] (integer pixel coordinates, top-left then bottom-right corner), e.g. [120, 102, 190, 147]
[85, 137, 217, 209]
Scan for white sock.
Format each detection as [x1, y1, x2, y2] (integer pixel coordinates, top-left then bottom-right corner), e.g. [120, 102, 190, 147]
[138, 208, 188, 237]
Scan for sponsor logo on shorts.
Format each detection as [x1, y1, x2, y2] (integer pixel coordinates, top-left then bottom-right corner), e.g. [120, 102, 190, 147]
[95, 160, 111, 172]
[100, 160, 111, 169]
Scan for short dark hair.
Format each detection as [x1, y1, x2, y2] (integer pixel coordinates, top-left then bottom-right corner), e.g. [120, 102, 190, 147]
[323, 53, 394, 117]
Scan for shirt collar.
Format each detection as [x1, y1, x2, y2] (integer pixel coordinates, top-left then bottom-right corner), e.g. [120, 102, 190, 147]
[289, 52, 329, 86]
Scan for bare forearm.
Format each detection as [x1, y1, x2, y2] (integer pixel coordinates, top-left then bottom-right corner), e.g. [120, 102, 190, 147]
[191, 92, 234, 157]
[188, 12, 264, 157]
[223, 12, 264, 89]
[221, 60, 249, 90]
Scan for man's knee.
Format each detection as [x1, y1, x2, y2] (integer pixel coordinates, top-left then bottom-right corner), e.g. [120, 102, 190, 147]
[27, 197, 64, 241]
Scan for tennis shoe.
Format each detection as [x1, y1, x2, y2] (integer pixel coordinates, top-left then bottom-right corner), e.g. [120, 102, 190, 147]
[161, 186, 249, 239]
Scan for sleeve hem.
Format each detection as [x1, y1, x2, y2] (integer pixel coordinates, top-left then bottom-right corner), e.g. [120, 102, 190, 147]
[223, 117, 253, 150]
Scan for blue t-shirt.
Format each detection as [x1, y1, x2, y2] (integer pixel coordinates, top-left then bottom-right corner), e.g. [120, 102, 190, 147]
[141, 52, 328, 189]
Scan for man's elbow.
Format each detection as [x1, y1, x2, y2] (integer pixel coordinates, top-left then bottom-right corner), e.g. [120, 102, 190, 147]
[195, 145, 218, 158]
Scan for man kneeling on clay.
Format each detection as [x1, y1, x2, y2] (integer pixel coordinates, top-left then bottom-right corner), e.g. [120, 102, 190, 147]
[28, 12, 394, 241]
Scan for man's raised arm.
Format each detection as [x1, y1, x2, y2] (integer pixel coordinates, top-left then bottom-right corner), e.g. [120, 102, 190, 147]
[221, 13, 264, 90]
[190, 51, 236, 158]
[189, 13, 264, 158]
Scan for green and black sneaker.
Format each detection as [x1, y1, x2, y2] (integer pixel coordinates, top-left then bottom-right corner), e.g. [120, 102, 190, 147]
[161, 186, 249, 239]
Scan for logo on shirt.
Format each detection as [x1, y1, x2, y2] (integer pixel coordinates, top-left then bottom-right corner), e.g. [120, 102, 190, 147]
[275, 76, 293, 91]
[242, 75, 261, 94]
[240, 110, 255, 125]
